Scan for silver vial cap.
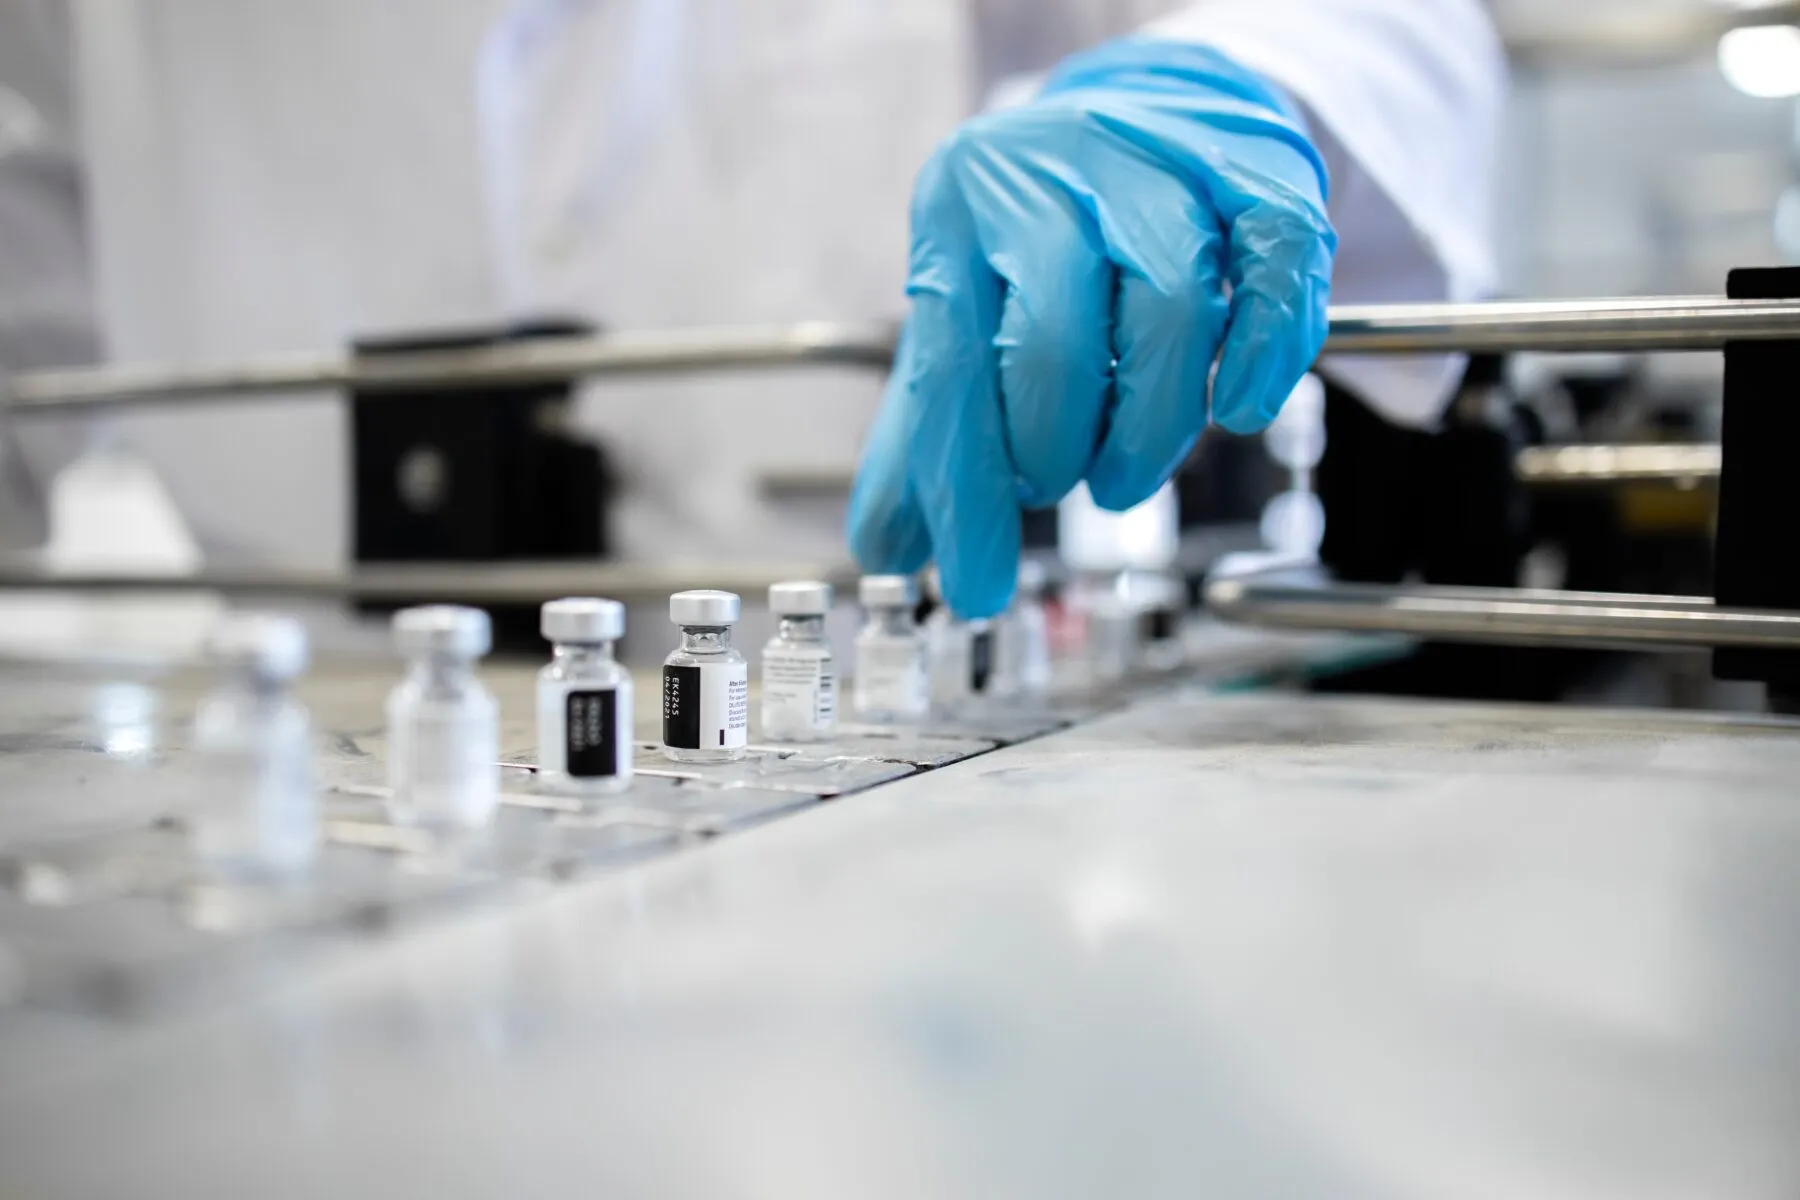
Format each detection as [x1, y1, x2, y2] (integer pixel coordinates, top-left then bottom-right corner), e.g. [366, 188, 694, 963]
[859, 574, 917, 608]
[769, 580, 833, 616]
[669, 589, 741, 627]
[208, 614, 309, 683]
[392, 605, 491, 659]
[541, 597, 625, 644]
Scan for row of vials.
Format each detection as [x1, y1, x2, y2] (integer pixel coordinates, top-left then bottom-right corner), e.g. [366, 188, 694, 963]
[186, 569, 1060, 877]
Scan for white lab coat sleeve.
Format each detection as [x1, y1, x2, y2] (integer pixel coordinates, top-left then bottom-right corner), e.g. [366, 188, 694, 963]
[1143, 0, 1507, 428]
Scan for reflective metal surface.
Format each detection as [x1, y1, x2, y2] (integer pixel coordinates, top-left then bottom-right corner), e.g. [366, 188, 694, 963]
[3, 687, 1799, 1197]
[11, 297, 1800, 415]
[1516, 443, 1722, 486]
[1207, 568, 1800, 649]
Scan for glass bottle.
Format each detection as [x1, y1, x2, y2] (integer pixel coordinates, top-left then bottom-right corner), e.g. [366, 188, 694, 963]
[191, 613, 318, 877]
[385, 606, 500, 831]
[662, 590, 748, 763]
[853, 574, 928, 721]
[537, 597, 633, 795]
[760, 580, 836, 742]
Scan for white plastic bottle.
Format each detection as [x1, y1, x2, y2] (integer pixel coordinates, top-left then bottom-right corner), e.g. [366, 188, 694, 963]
[852, 575, 928, 721]
[191, 614, 318, 877]
[536, 597, 633, 794]
[760, 581, 836, 742]
[385, 606, 501, 832]
[662, 590, 749, 763]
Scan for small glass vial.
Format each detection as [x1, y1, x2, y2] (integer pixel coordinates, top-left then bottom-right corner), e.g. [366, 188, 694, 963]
[853, 574, 928, 721]
[191, 614, 318, 878]
[537, 597, 633, 795]
[923, 571, 994, 712]
[385, 606, 500, 832]
[662, 590, 749, 762]
[760, 581, 837, 742]
[995, 558, 1054, 697]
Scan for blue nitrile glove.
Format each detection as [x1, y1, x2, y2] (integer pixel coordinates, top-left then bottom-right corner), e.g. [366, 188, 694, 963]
[847, 38, 1336, 618]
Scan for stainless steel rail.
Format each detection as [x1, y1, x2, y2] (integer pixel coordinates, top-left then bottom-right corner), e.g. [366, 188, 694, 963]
[1515, 444, 1722, 485]
[1, 322, 901, 416]
[9, 296, 1800, 417]
[1205, 569, 1800, 650]
[0, 559, 857, 604]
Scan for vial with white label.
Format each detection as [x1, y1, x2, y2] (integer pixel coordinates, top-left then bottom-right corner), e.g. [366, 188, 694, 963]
[853, 574, 928, 721]
[385, 606, 501, 832]
[536, 598, 633, 794]
[191, 614, 318, 877]
[663, 590, 749, 762]
[760, 581, 837, 742]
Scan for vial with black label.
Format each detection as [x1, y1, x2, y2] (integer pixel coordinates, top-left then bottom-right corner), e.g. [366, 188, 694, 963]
[853, 574, 928, 721]
[663, 590, 749, 762]
[537, 597, 633, 794]
[924, 571, 994, 712]
[191, 613, 318, 877]
[760, 581, 836, 742]
[385, 606, 501, 832]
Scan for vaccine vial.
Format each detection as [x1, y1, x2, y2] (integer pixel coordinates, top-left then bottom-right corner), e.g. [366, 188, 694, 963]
[191, 614, 318, 877]
[995, 558, 1054, 697]
[663, 590, 749, 762]
[923, 572, 994, 711]
[385, 606, 501, 832]
[853, 574, 928, 721]
[536, 597, 633, 795]
[760, 581, 837, 742]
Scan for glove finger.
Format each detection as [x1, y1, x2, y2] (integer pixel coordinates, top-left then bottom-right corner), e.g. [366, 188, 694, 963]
[846, 322, 933, 575]
[1084, 164, 1230, 513]
[905, 139, 1019, 619]
[957, 121, 1115, 510]
[1211, 195, 1334, 435]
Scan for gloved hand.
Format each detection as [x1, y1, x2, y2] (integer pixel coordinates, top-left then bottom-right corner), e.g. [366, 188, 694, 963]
[847, 38, 1336, 618]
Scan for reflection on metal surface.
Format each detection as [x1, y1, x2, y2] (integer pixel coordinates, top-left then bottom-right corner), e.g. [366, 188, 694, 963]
[1516, 444, 1722, 485]
[1206, 569, 1800, 650]
[11, 297, 1800, 415]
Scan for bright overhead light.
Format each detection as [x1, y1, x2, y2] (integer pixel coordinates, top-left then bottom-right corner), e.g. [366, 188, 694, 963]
[1719, 24, 1800, 99]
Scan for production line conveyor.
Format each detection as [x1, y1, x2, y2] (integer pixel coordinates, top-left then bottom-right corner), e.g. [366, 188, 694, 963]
[4, 285, 1800, 1196]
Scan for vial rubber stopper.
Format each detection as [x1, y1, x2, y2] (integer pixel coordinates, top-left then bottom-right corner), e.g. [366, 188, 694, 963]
[769, 580, 833, 616]
[542, 597, 626, 643]
[669, 589, 741, 626]
[393, 605, 491, 659]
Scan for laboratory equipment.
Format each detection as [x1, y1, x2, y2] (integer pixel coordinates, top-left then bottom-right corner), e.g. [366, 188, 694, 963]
[536, 597, 633, 795]
[663, 590, 748, 763]
[759, 581, 836, 742]
[190, 613, 318, 877]
[384, 605, 501, 832]
[852, 574, 928, 721]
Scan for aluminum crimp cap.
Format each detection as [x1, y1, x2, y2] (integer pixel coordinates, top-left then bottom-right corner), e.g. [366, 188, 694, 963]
[208, 613, 310, 682]
[541, 597, 626, 644]
[858, 574, 918, 608]
[669, 589, 741, 627]
[769, 580, 833, 617]
[392, 605, 492, 659]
